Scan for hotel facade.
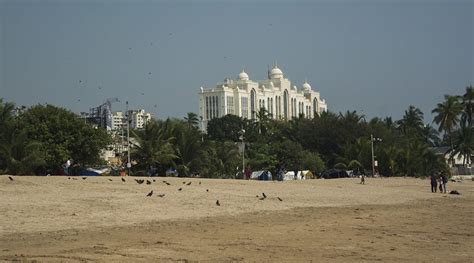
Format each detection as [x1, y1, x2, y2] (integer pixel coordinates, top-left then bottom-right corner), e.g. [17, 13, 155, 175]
[198, 64, 328, 131]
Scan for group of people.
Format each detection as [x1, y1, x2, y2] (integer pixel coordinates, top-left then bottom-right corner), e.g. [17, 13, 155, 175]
[430, 172, 448, 193]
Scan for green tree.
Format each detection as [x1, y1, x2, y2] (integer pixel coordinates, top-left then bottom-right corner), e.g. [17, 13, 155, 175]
[460, 85, 473, 127]
[131, 119, 176, 175]
[0, 127, 46, 175]
[18, 104, 111, 170]
[432, 95, 463, 150]
[184, 112, 200, 129]
[451, 124, 473, 167]
[207, 114, 244, 142]
[397, 105, 425, 136]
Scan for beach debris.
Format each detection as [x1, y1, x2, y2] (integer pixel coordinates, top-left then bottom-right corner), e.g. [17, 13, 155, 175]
[216, 200, 220, 206]
[277, 197, 283, 201]
[449, 190, 461, 195]
[8, 176, 13, 181]
[147, 190, 153, 197]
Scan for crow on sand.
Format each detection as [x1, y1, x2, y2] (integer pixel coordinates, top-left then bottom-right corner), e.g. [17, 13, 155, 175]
[147, 190, 153, 197]
[277, 197, 283, 201]
[146, 180, 151, 185]
[121, 178, 126, 182]
[186, 182, 192, 186]
[262, 192, 267, 199]
[108, 179, 113, 182]
[216, 200, 220, 206]
[178, 187, 182, 191]
[8, 176, 13, 181]
[157, 194, 165, 198]
[206, 189, 209, 192]
[82, 177, 87, 180]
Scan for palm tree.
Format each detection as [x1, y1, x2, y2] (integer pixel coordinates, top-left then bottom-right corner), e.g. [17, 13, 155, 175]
[432, 95, 463, 151]
[460, 85, 473, 127]
[451, 124, 473, 167]
[397, 106, 425, 136]
[131, 120, 176, 175]
[184, 112, 199, 129]
[0, 128, 45, 175]
[174, 123, 204, 176]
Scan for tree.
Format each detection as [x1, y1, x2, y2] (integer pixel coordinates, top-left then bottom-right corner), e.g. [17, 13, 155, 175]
[18, 104, 111, 170]
[173, 121, 205, 176]
[397, 105, 425, 136]
[131, 119, 176, 175]
[460, 85, 473, 127]
[207, 114, 244, 142]
[432, 95, 463, 151]
[184, 112, 200, 129]
[451, 124, 473, 167]
[0, 128, 45, 175]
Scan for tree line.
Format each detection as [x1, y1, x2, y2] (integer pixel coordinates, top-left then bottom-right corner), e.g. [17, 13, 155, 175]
[0, 86, 472, 177]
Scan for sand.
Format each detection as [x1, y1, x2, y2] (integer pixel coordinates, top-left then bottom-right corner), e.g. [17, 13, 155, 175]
[0, 176, 473, 262]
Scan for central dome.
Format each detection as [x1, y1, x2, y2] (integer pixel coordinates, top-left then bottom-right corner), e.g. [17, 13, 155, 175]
[238, 69, 249, 81]
[270, 65, 283, 79]
[302, 81, 311, 91]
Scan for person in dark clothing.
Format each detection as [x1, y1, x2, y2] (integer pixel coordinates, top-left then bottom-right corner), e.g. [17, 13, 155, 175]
[441, 173, 448, 193]
[430, 174, 438, 193]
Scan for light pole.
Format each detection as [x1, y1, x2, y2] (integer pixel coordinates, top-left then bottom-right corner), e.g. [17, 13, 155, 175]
[199, 115, 204, 142]
[126, 101, 131, 176]
[371, 134, 382, 177]
[240, 129, 245, 178]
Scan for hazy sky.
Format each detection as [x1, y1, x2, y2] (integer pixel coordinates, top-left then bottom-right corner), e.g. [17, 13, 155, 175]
[1, 0, 472, 122]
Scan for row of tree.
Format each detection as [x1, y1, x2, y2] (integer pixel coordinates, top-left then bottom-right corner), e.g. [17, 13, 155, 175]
[0, 86, 472, 177]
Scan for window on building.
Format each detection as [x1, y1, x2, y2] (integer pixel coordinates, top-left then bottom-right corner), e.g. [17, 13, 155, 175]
[250, 89, 256, 119]
[241, 97, 248, 118]
[283, 90, 289, 119]
[206, 97, 209, 120]
[313, 98, 319, 117]
[227, 96, 234, 114]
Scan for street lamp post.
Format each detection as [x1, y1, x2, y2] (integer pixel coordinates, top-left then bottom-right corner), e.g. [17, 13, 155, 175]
[240, 129, 245, 178]
[126, 101, 131, 176]
[371, 134, 382, 177]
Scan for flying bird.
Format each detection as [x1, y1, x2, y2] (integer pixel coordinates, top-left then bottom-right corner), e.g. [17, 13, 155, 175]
[121, 178, 126, 182]
[8, 176, 13, 181]
[147, 190, 153, 197]
[216, 200, 220, 206]
[277, 197, 283, 202]
[157, 194, 165, 198]
[262, 193, 267, 199]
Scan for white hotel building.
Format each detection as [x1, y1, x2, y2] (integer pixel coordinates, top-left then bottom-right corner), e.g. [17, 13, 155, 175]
[198, 64, 327, 131]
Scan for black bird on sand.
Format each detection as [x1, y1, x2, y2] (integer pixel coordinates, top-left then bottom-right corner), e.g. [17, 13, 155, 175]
[82, 177, 87, 180]
[199, 181, 201, 185]
[153, 179, 156, 182]
[277, 197, 283, 202]
[8, 176, 14, 181]
[146, 180, 151, 185]
[147, 190, 153, 197]
[121, 178, 126, 182]
[206, 189, 209, 192]
[158, 194, 165, 198]
[259, 197, 265, 200]
[165, 182, 170, 185]
[262, 193, 267, 199]
[108, 179, 113, 181]
[68, 177, 71, 180]
[178, 187, 182, 191]
[182, 182, 186, 184]
[216, 200, 220, 206]
[186, 182, 192, 186]
[135, 179, 144, 184]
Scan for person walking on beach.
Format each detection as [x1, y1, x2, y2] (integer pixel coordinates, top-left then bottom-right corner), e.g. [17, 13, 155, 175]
[441, 172, 448, 193]
[430, 173, 438, 193]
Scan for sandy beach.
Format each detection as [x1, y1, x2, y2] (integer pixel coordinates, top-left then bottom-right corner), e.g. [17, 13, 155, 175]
[1, 176, 473, 262]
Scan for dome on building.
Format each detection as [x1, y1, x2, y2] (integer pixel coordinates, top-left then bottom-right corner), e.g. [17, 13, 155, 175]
[238, 70, 249, 81]
[302, 80, 311, 91]
[270, 65, 283, 79]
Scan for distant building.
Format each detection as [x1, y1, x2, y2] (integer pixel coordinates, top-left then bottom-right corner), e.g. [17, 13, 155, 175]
[129, 109, 152, 129]
[198, 63, 327, 132]
[111, 111, 125, 130]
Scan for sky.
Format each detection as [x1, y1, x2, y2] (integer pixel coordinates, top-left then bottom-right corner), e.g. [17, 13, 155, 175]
[0, 0, 472, 123]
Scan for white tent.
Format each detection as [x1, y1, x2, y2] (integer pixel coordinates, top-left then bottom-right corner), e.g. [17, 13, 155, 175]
[283, 170, 312, 180]
[250, 170, 272, 181]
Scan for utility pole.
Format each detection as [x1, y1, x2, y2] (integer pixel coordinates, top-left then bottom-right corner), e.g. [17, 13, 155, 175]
[126, 101, 131, 176]
[371, 134, 382, 177]
[240, 129, 245, 177]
